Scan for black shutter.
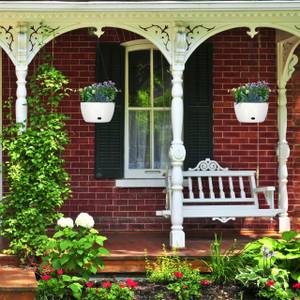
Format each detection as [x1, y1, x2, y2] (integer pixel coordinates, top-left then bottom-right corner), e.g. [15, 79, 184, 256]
[184, 43, 213, 169]
[95, 43, 125, 179]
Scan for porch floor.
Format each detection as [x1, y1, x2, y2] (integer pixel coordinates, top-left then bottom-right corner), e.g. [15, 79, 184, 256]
[0, 231, 278, 273]
[100, 232, 258, 273]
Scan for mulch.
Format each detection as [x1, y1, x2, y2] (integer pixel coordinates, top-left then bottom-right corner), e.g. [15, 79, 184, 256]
[133, 281, 262, 300]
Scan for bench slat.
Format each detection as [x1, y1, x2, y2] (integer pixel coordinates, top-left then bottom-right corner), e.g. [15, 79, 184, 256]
[183, 198, 256, 203]
[208, 177, 215, 199]
[183, 206, 282, 218]
[239, 176, 246, 198]
[229, 176, 235, 199]
[218, 176, 225, 199]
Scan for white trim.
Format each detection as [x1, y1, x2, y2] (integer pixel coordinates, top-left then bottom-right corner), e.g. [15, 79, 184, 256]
[2, 1, 300, 12]
[124, 40, 171, 179]
[0, 48, 2, 201]
[115, 178, 165, 188]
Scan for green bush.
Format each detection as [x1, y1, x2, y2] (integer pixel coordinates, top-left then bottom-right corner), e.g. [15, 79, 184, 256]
[0, 63, 71, 261]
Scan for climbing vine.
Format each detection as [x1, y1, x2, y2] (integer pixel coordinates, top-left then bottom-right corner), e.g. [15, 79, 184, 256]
[0, 63, 71, 261]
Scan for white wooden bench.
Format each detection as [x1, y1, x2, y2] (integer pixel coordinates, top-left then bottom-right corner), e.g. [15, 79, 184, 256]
[157, 158, 282, 223]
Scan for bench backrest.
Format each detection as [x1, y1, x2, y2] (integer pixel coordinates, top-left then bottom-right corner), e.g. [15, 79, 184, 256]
[181, 159, 258, 207]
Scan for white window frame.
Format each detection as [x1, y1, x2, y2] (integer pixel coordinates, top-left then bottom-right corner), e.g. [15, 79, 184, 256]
[122, 39, 171, 179]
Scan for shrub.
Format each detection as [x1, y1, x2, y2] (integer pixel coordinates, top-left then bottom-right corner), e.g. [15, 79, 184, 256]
[145, 244, 203, 300]
[40, 213, 109, 281]
[0, 63, 71, 261]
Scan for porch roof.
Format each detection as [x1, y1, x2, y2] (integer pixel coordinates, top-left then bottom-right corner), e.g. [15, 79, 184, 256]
[2, 0, 300, 12]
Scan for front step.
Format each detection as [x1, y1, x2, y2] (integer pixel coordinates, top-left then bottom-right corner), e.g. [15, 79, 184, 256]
[0, 266, 37, 300]
[0, 254, 19, 267]
[101, 256, 207, 273]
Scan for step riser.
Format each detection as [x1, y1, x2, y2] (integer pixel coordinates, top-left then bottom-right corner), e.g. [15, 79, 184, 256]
[0, 291, 36, 300]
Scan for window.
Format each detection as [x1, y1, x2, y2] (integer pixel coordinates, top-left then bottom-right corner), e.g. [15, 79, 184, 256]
[124, 40, 172, 178]
[95, 41, 213, 183]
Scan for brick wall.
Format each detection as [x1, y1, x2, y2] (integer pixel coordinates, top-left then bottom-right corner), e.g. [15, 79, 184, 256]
[2, 27, 299, 235]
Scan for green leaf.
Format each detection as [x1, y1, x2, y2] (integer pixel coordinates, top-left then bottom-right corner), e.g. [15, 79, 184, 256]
[60, 240, 72, 251]
[69, 282, 83, 300]
[285, 253, 300, 259]
[89, 265, 97, 274]
[97, 248, 110, 255]
[281, 230, 298, 241]
[60, 255, 70, 265]
[95, 235, 106, 246]
[52, 258, 61, 270]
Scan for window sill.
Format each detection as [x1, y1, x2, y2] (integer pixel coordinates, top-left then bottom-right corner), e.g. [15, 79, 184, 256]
[115, 178, 165, 188]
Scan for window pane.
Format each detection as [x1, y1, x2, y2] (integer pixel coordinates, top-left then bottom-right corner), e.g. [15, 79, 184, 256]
[153, 51, 172, 107]
[154, 111, 172, 169]
[129, 111, 150, 169]
[129, 50, 150, 107]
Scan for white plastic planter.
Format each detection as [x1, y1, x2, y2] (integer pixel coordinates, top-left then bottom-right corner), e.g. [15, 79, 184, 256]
[234, 102, 269, 123]
[80, 102, 115, 123]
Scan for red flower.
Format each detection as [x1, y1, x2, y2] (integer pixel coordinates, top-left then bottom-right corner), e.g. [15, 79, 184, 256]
[200, 279, 210, 286]
[265, 280, 275, 287]
[85, 282, 94, 288]
[41, 275, 51, 281]
[293, 282, 300, 289]
[42, 265, 48, 270]
[102, 281, 112, 289]
[119, 283, 126, 289]
[182, 285, 188, 289]
[56, 269, 64, 275]
[174, 272, 184, 279]
[126, 278, 138, 288]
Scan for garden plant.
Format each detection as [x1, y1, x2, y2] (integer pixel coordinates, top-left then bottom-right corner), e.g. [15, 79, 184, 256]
[0, 63, 71, 262]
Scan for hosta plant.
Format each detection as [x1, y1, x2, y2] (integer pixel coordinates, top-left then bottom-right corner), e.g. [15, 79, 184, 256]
[241, 230, 300, 282]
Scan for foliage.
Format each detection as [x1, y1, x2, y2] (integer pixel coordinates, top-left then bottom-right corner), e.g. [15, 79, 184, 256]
[145, 244, 203, 300]
[79, 81, 120, 102]
[208, 234, 244, 284]
[40, 213, 110, 281]
[241, 230, 300, 282]
[0, 63, 71, 261]
[167, 269, 203, 300]
[236, 265, 293, 300]
[83, 280, 136, 300]
[37, 272, 83, 300]
[236, 232, 300, 300]
[229, 80, 271, 103]
[145, 244, 193, 283]
[38, 276, 137, 300]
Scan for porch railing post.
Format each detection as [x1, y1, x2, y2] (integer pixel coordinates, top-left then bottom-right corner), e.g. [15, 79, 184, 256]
[169, 26, 186, 248]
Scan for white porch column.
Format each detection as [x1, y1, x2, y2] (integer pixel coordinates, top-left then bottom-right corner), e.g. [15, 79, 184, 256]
[15, 64, 28, 129]
[169, 26, 186, 248]
[15, 23, 29, 131]
[277, 85, 291, 231]
[276, 34, 300, 232]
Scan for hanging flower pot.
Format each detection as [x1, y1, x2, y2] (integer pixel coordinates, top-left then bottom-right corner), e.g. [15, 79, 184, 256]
[230, 81, 271, 123]
[80, 102, 115, 123]
[79, 81, 120, 123]
[234, 102, 269, 123]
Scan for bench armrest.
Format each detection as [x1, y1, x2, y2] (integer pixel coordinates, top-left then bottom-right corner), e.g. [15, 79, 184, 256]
[255, 186, 275, 193]
[254, 186, 275, 209]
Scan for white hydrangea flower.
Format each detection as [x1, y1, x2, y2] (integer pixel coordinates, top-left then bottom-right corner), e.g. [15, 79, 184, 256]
[57, 217, 74, 228]
[75, 212, 95, 229]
